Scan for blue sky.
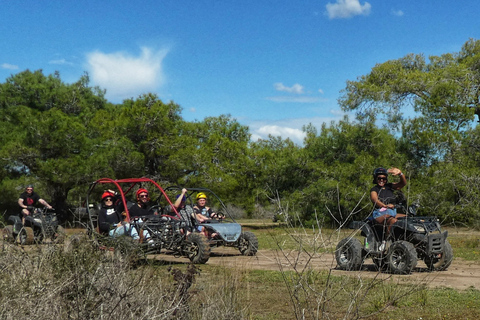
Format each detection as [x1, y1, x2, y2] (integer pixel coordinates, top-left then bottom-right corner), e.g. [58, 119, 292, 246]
[1, 1, 479, 144]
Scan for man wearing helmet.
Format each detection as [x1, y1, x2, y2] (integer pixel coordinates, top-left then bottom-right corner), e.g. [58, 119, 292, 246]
[18, 185, 53, 222]
[129, 188, 158, 218]
[370, 167, 407, 236]
[193, 192, 222, 238]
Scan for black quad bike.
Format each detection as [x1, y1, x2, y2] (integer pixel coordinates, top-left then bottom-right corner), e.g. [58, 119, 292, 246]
[3, 208, 65, 245]
[164, 187, 259, 256]
[335, 193, 453, 274]
[86, 178, 211, 264]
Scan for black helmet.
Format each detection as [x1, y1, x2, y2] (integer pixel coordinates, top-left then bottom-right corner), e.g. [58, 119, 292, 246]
[372, 167, 388, 184]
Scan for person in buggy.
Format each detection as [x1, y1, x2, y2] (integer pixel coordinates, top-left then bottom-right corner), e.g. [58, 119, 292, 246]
[193, 192, 223, 239]
[164, 188, 195, 236]
[97, 190, 150, 241]
[129, 188, 159, 218]
[18, 184, 53, 223]
[370, 167, 407, 237]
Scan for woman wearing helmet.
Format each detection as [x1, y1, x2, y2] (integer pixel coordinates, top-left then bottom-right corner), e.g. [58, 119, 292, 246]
[370, 167, 407, 236]
[98, 190, 150, 242]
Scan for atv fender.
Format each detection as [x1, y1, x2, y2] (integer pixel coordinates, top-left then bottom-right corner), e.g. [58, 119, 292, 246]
[428, 230, 448, 254]
[348, 220, 377, 251]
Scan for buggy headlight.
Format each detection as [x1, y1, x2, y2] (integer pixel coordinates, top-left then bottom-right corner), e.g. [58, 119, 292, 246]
[413, 225, 425, 232]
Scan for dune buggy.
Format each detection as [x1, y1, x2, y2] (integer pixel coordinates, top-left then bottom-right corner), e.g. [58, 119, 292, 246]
[3, 207, 65, 245]
[163, 187, 258, 256]
[336, 192, 453, 274]
[85, 178, 211, 264]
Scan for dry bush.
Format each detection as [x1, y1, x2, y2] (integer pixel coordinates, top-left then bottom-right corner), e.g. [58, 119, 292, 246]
[0, 238, 191, 320]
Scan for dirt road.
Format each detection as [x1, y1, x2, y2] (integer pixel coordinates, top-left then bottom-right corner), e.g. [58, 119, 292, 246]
[153, 247, 480, 290]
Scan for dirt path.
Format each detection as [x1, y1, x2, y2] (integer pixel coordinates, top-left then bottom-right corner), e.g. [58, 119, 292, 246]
[152, 247, 480, 290]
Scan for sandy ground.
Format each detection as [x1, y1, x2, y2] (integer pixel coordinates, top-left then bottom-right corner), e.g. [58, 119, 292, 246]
[150, 247, 480, 290]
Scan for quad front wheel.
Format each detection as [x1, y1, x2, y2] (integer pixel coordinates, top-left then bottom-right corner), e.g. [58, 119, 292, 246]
[386, 241, 417, 274]
[238, 231, 258, 256]
[18, 227, 34, 245]
[185, 233, 210, 264]
[52, 225, 66, 244]
[335, 238, 364, 270]
[424, 240, 453, 271]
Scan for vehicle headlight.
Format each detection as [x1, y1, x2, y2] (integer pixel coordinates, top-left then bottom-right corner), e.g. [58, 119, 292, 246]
[413, 225, 425, 232]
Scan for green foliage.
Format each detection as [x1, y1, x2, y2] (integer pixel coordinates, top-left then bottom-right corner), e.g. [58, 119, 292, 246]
[3, 38, 480, 227]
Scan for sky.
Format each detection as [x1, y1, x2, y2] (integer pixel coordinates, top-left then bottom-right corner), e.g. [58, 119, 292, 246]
[1, 1, 480, 145]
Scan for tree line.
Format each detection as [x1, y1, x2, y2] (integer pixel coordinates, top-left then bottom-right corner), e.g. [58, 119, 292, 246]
[2, 39, 480, 227]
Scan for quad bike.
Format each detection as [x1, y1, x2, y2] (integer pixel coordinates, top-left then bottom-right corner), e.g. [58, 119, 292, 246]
[335, 192, 453, 274]
[164, 187, 259, 256]
[85, 178, 211, 264]
[3, 207, 65, 245]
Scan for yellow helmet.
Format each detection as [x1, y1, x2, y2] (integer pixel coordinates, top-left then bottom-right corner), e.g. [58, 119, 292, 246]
[196, 192, 207, 200]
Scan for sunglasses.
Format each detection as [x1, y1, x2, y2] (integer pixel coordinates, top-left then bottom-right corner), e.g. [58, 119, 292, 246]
[377, 177, 387, 181]
[139, 194, 149, 198]
[104, 197, 113, 202]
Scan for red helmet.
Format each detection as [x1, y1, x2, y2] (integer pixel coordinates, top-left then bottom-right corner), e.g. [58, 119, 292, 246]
[136, 188, 149, 200]
[102, 191, 114, 200]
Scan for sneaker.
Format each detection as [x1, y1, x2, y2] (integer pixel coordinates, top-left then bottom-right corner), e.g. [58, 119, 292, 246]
[378, 241, 386, 251]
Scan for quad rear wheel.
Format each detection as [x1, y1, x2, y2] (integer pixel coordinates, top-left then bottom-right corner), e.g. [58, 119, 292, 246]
[335, 238, 364, 270]
[386, 241, 417, 274]
[3, 226, 15, 243]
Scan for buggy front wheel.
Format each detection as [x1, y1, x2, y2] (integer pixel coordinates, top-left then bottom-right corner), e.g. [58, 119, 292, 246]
[238, 231, 258, 256]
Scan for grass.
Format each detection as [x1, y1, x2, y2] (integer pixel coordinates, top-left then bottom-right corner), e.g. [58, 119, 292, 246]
[1, 221, 479, 319]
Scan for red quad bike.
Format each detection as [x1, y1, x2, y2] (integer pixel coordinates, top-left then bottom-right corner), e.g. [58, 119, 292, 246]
[164, 187, 258, 256]
[86, 178, 210, 264]
[335, 191, 453, 274]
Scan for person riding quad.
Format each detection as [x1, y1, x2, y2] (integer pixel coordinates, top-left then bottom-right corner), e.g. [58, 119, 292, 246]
[370, 167, 407, 238]
[193, 192, 222, 238]
[18, 185, 53, 223]
[98, 190, 149, 241]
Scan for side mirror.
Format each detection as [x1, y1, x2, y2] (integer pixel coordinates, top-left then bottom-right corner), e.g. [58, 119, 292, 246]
[408, 203, 419, 216]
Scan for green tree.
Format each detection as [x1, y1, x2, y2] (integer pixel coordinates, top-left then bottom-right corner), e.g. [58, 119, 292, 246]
[339, 39, 480, 166]
[0, 70, 123, 217]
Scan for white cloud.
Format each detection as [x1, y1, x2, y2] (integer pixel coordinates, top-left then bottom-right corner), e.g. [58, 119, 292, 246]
[274, 82, 305, 94]
[248, 113, 345, 145]
[86, 47, 168, 101]
[265, 96, 327, 103]
[49, 59, 74, 66]
[1, 63, 18, 70]
[326, 0, 371, 19]
[391, 9, 404, 17]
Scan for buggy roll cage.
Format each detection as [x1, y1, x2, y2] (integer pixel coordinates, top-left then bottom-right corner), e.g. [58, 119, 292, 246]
[86, 178, 181, 232]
